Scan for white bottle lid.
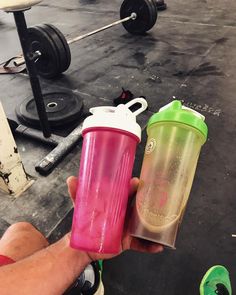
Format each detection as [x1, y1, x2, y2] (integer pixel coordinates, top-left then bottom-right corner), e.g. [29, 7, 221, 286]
[82, 98, 148, 141]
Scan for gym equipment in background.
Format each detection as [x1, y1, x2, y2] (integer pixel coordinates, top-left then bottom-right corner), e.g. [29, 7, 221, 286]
[14, 0, 158, 78]
[0, 1, 84, 175]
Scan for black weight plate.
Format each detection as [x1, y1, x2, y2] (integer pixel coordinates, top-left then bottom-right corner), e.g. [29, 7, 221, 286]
[40, 24, 71, 74]
[39, 24, 68, 76]
[16, 90, 84, 128]
[129, 0, 158, 34]
[45, 24, 71, 73]
[28, 26, 60, 79]
[143, 0, 156, 29]
[147, 0, 158, 26]
[120, 0, 158, 34]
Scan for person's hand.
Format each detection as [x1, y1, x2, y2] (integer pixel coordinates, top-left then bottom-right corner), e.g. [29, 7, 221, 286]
[67, 176, 163, 262]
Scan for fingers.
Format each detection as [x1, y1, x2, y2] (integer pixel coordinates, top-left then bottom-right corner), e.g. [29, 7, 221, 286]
[129, 177, 140, 197]
[67, 176, 138, 203]
[66, 176, 78, 204]
[130, 238, 164, 254]
[124, 177, 140, 242]
[122, 233, 132, 251]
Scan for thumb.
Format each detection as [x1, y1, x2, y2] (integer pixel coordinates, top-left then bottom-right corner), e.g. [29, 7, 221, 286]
[129, 177, 140, 197]
[66, 176, 78, 205]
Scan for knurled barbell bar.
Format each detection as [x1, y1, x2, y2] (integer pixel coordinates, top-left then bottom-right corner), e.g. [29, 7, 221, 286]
[15, 0, 158, 79]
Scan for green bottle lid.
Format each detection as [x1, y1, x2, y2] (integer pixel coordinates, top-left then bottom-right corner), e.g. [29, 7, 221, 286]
[148, 100, 208, 141]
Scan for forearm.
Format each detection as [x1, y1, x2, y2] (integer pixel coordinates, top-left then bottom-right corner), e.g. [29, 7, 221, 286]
[0, 234, 91, 295]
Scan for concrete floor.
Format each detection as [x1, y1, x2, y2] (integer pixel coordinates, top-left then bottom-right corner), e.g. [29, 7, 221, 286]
[1, 0, 236, 294]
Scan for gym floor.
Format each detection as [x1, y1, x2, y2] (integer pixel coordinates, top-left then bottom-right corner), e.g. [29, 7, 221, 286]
[1, 0, 236, 294]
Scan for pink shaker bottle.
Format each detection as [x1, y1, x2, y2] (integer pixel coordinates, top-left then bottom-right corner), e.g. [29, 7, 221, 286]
[70, 98, 148, 254]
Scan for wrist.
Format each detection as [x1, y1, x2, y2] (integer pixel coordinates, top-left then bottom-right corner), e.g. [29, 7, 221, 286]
[45, 233, 92, 287]
[62, 233, 92, 271]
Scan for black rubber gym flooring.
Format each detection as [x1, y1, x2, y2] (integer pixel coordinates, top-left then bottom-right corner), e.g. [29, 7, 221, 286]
[1, 0, 236, 294]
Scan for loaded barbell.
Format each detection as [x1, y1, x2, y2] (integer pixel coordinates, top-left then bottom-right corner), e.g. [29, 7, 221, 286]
[16, 0, 158, 79]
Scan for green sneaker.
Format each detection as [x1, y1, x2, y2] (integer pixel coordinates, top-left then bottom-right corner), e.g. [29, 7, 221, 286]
[200, 265, 232, 295]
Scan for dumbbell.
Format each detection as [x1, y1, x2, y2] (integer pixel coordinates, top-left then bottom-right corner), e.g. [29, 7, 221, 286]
[15, 0, 158, 79]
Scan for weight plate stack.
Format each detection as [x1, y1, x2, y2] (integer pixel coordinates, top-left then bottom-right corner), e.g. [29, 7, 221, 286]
[16, 90, 84, 128]
[120, 0, 158, 34]
[40, 24, 71, 74]
[148, 0, 158, 26]
[28, 26, 61, 79]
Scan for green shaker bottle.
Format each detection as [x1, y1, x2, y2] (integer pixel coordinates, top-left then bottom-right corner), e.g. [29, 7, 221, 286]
[130, 100, 208, 248]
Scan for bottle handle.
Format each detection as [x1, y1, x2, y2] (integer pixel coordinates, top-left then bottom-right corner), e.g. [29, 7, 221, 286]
[125, 98, 148, 117]
[90, 98, 148, 117]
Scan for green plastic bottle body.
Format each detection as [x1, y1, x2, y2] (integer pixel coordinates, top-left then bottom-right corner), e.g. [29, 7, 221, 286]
[130, 121, 205, 248]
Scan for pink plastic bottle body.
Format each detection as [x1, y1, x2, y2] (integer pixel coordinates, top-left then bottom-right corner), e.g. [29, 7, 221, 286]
[70, 127, 139, 254]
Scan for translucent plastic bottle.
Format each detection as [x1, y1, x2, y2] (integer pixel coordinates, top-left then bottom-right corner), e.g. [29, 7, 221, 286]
[130, 100, 208, 248]
[70, 98, 148, 254]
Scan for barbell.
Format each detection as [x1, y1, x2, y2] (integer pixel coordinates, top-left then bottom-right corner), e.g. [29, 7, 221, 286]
[15, 0, 158, 79]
